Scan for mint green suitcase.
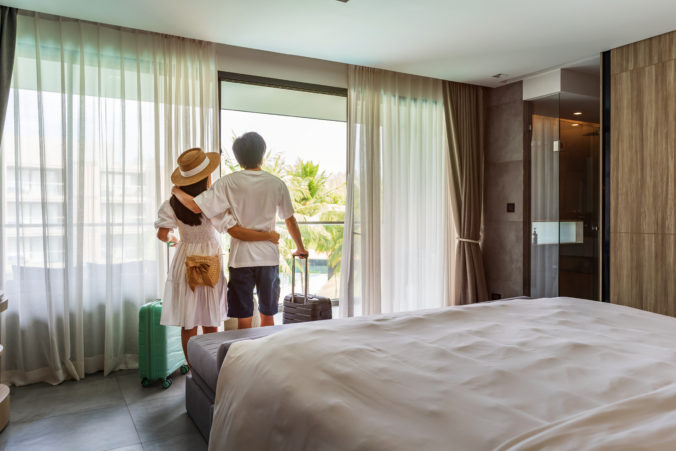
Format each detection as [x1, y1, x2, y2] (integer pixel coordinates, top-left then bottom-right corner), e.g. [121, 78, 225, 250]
[138, 300, 189, 389]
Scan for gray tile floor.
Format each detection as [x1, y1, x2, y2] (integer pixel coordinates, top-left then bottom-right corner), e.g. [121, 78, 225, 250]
[0, 369, 206, 451]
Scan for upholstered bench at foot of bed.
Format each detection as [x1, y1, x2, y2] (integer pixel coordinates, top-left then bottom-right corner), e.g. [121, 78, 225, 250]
[186, 372, 215, 440]
[186, 325, 294, 441]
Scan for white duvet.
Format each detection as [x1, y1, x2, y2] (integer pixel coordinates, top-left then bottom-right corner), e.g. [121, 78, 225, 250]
[209, 298, 676, 450]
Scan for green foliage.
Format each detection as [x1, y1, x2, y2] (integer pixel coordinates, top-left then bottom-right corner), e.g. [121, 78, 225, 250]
[287, 160, 343, 219]
[282, 159, 345, 282]
[315, 210, 345, 276]
[263, 153, 287, 178]
[222, 153, 239, 174]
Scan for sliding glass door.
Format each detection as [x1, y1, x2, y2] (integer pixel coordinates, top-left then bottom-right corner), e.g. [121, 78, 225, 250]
[218, 74, 347, 319]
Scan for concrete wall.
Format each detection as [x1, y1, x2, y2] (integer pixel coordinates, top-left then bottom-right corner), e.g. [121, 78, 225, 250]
[483, 82, 527, 299]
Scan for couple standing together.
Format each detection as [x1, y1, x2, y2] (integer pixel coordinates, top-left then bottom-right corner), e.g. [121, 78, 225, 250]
[154, 132, 308, 362]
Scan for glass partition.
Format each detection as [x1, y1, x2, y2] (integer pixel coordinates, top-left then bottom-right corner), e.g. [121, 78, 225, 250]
[530, 92, 600, 300]
[558, 91, 600, 300]
[531, 94, 560, 298]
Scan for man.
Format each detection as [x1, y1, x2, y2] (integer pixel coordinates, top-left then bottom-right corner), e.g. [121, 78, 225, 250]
[172, 132, 308, 329]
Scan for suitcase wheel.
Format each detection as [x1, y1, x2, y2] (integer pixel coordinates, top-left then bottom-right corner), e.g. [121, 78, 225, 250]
[180, 364, 190, 375]
[161, 378, 172, 389]
[141, 377, 150, 388]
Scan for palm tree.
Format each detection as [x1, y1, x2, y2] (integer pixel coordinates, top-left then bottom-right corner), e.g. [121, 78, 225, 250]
[286, 160, 342, 218]
[315, 210, 344, 278]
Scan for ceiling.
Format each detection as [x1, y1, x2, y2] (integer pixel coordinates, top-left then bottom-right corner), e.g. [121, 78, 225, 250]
[5, 0, 676, 87]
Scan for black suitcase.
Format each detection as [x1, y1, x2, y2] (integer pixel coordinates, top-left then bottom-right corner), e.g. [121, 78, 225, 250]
[283, 255, 332, 324]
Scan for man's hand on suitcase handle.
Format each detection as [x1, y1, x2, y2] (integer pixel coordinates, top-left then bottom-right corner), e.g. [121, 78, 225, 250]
[293, 248, 309, 258]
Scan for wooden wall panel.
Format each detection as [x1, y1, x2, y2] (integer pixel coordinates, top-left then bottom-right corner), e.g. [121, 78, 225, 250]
[610, 30, 676, 316]
[609, 232, 631, 306]
[668, 60, 676, 234]
[610, 71, 632, 234]
[611, 31, 676, 75]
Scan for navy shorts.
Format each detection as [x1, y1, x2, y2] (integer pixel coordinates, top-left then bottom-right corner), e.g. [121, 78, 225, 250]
[227, 266, 280, 318]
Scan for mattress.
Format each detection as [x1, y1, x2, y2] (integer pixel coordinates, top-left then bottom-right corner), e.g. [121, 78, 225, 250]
[209, 297, 676, 450]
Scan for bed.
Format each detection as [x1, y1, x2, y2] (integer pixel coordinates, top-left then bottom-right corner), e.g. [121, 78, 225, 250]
[208, 297, 676, 450]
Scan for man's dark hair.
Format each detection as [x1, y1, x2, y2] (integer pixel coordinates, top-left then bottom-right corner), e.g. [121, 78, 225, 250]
[232, 132, 266, 169]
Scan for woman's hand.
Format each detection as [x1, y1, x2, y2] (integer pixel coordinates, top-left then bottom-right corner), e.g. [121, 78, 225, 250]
[268, 231, 280, 244]
[167, 234, 179, 247]
[157, 227, 179, 246]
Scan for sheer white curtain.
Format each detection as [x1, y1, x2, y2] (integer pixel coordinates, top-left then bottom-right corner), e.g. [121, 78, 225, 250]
[0, 12, 218, 385]
[341, 66, 453, 316]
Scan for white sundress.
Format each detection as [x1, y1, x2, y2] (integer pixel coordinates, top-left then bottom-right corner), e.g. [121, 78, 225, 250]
[154, 200, 232, 329]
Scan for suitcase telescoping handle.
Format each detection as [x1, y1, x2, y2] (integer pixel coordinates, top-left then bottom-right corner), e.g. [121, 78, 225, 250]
[291, 255, 309, 304]
[166, 241, 174, 275]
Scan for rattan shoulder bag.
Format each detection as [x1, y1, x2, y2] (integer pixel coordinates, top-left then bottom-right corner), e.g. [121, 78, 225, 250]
[185, 254, 220, 291]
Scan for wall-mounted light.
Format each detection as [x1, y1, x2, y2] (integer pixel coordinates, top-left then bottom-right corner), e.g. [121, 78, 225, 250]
[571, 123, 580, 127]
[573, 112, 583, 116]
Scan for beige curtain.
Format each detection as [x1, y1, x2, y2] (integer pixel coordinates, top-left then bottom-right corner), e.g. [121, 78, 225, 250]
[442, 82, 488, 305]
[0, 6, 16, 145]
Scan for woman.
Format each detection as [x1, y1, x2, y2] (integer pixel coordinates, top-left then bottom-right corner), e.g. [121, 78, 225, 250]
[154, 148, 278, 363]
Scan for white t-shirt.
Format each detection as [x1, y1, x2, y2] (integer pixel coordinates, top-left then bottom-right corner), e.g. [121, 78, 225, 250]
[194, 170, 295, 268]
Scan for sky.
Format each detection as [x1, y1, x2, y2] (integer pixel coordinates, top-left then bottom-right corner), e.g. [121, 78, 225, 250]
[220, 110, 347, 175]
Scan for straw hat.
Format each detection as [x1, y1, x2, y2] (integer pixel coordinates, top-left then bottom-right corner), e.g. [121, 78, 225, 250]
[171, 148, 220, 186]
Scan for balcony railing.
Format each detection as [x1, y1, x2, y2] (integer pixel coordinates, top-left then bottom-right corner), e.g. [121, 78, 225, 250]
[4, 220, 345, 301]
